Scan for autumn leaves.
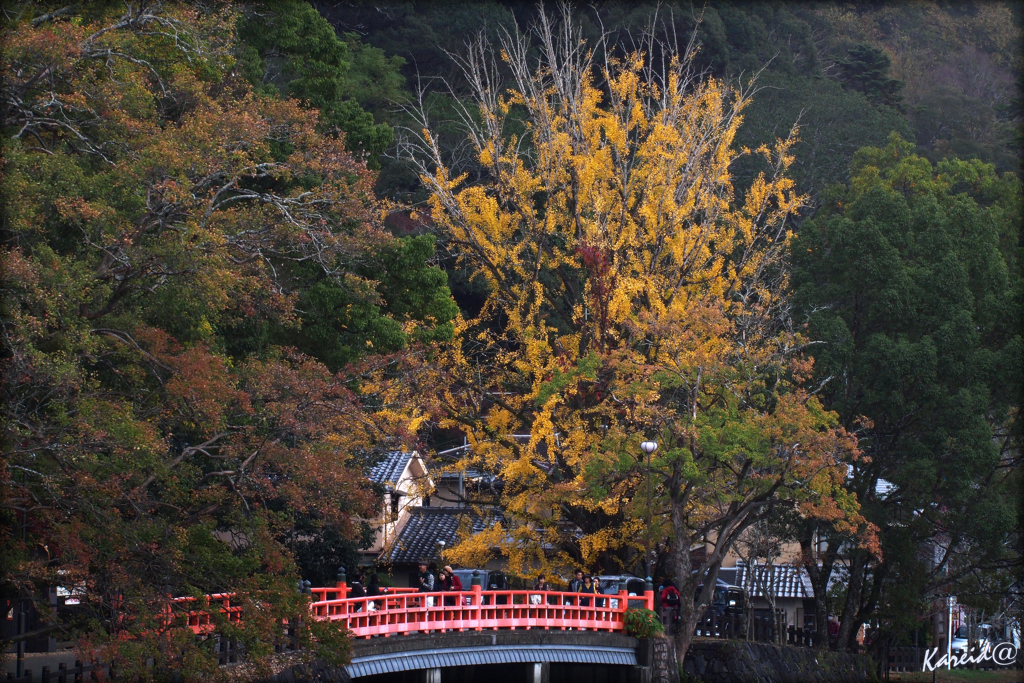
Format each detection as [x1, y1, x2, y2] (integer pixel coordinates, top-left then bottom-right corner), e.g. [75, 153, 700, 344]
[404, 12, 873, 659]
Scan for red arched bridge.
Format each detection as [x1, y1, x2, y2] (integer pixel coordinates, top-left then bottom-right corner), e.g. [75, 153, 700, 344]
[164, 576, 658, 681]
[174, 575, 656, 639]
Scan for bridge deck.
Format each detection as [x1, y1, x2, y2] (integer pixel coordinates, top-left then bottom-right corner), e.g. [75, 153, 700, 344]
[310, 587, 653, 639]
[171, 583, 655, 641]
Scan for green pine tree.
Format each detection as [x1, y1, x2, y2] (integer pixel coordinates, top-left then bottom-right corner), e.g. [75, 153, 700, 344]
[836, 43, 904, 108]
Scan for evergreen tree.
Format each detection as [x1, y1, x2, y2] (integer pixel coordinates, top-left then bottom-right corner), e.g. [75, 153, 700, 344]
[235, 0, 405, 161]
[836, 43, 904, 108]
[791, 134, 1021, 649]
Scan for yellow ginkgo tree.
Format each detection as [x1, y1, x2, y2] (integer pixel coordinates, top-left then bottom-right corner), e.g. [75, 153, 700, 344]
[401, 7, 876, 658]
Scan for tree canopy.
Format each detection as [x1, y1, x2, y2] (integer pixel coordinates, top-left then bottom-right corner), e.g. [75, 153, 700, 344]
[236, 0, 406, 162]
[0, 2, 444, 675]
[791, 133, 1021, 650]
[400, 8, 877, 660]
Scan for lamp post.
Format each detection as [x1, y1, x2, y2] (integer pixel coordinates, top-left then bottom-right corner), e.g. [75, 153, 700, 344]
[640, 441, 658, 581]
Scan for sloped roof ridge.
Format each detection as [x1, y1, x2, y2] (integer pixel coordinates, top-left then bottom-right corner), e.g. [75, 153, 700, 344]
[367, 450, 415, 486]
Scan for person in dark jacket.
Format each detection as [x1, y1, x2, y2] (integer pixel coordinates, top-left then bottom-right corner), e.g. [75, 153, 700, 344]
[417, 561, 435, 607]
[569, 569, 585, 593]
[417, 562, 435, 592]
[349, 573, 366, 612]
[366, 573, 382, 611]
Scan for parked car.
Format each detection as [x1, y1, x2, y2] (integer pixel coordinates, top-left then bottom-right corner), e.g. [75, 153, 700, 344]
[951, 623, 998, 654]
[695, 578, 745, 617]
[449, 569, 511, 605]
[451, 569, 510, 591]
[597, 575, 648, 609]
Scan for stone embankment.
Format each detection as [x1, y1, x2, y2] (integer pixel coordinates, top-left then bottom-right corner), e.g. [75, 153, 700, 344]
[682, 639, 874, 683]
[248, 635, 875, 682]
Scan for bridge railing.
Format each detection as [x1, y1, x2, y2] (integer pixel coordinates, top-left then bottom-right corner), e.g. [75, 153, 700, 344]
[168, 593, 243, 635]
[167, 583, 655, 639]
[309, 583, 655, 639]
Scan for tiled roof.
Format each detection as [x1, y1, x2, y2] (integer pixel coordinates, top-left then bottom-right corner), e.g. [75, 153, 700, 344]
[734, 562, 814, 599]
[875, 477, 896, 499]
[367, 451, 414, 487]
[717, 568, 739, 587]
[385, 507, 491, 564]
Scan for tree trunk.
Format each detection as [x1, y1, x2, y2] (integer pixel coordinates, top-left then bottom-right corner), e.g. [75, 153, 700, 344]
[670, 541, 703, 663]
[837, 550, 866, 650]
[800, 528, 836, 649]
[673, 602, 705, 665]
[849, 561, 886, 652]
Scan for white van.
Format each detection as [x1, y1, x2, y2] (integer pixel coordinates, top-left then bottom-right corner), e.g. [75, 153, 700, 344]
[951, 623, 998, 654]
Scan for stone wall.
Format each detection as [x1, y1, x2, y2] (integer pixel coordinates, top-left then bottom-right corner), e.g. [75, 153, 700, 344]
[681, 639, 875, 683]
[254, 660, 351, 683]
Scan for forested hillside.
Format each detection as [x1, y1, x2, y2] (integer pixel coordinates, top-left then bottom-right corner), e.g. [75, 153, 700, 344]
[316, 0, 1021, 203]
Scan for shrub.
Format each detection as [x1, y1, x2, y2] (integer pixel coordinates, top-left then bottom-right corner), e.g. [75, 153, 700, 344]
[624, 607, 665, 638]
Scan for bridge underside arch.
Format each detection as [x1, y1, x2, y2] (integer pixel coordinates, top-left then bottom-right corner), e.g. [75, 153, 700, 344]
[349, 643, 636, 678]
[347, 631, 640, 680]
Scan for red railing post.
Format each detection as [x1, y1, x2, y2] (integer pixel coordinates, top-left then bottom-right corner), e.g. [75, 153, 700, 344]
[644, 577, 654, 612]
[335, 567, 347, 592]
[616, 580, 628, 632]
[471, 571, 483, 631]
[334, 567, 348, 626]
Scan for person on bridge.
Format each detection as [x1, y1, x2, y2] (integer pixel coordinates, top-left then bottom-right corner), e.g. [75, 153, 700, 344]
[569, 569, 585, 593]
[564, 568, 585, 607]
[417, 561, 435, 607]
[349, 573, 367, 612]
[417, 562, 435, 592]
[530, 575, 548, 605]
[366, 573, 382, 612]
[443, 566, 463, 591]
[442, 565, 463, 606]
[579, 575, 598, 607]
[660, 581, 681, 633]
[437, 567, 462, 606]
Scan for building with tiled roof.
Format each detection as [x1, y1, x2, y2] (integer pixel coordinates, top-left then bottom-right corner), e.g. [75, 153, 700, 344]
[728, 561, 848, 632]
[383, 506, 491, 565]
[360, 451, 431, 567]
[367, 451, 419, 487]
[734, 561, 814, 600]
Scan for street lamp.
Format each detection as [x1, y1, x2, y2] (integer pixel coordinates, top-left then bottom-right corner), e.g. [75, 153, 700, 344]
[640, 441, 658, 580]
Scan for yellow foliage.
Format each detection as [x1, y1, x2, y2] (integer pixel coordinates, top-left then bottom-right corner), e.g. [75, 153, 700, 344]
[408, 15, 868, 580]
